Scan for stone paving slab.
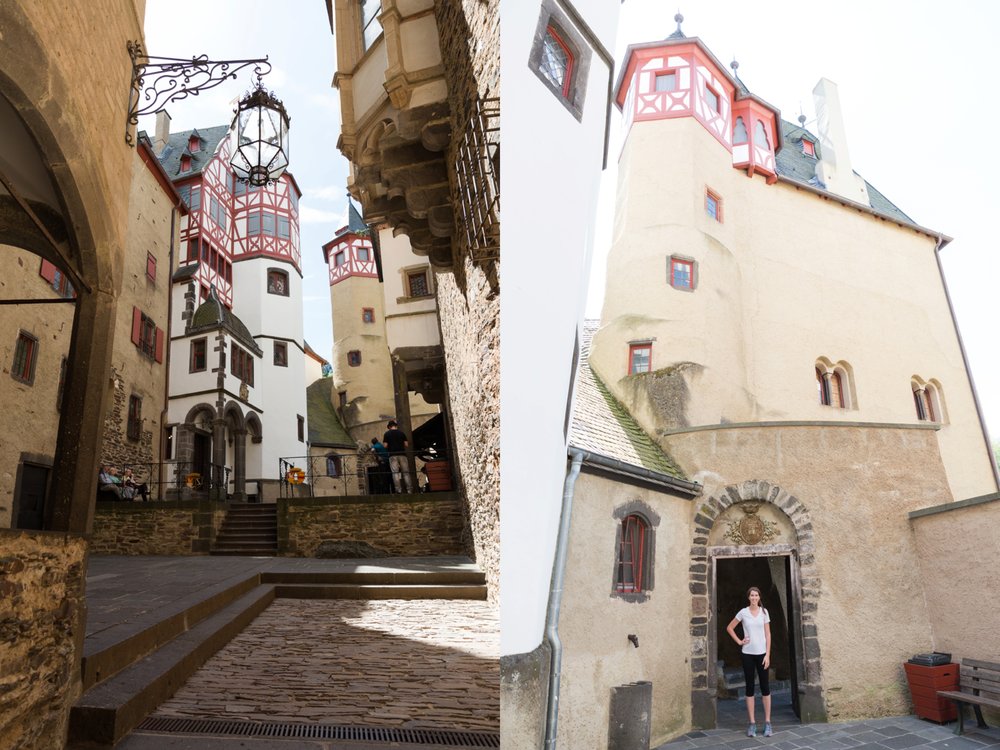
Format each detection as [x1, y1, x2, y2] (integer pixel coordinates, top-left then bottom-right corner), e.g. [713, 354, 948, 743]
[150, 598, 499, 732]
[658, 695, 1000, 750]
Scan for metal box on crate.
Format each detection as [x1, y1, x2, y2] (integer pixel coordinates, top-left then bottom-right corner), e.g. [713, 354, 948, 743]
[904, 660, 958, 722]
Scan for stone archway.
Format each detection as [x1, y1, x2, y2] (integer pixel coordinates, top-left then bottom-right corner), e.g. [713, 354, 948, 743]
[689, 480, 826, 728]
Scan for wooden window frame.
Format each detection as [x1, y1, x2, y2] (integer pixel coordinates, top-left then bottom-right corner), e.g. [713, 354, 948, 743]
[273, 341, 288, 368]
[127, 394, 142, 441]
[705, 85, 721, 114]
[362, 307, 375, 323]
[615, 514, 649, 594]
[705, 188, 723, 222]
[267, 269, 289, 296]
[190, 338, 207, 373]
[357, 246, 371, 262]
[326, 453, 343, 477]
[146, 252, 157, 282]
[405, 268, 431, 298]
[802, 139, 816, 157]
[231, 344, 255, 387]
[654, 70, 677, 93]
[347, 350, 362, 367]
[542, 24, 575, 98]
[628, 342, 652, 375]
[11, 331, 38, 385]
[131, 308, 164, 362]
[669, 256, 695, 290]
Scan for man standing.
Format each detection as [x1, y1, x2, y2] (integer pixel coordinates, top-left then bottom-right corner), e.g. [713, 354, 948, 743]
[382, 420, 412, 493]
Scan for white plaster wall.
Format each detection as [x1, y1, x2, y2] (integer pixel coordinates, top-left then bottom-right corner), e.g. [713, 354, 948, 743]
[400, 14, 442, 71]
[232, 259, 304, 344]
[252, 339, 308, 479]
[500, 1, 621, 655]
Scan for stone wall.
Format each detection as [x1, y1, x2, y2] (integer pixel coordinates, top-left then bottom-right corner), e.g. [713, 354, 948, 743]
[0, 530, 86, 750]
[89, 501, 227, 555]
[431, 0, 501, 605]
[280, 493, 467, 557]
[910, 492, 1000, 724]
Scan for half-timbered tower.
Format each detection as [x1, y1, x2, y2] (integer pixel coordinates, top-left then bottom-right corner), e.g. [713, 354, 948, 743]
[322, 202, 440, 448]
[156, 113, 307, 500]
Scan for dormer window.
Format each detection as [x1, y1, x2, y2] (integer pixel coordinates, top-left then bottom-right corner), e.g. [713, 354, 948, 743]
[802, 139, 816, 158]
[180, 155, 191, 173]
[188, 135, 200, 153]
[654, 72, 677, 93]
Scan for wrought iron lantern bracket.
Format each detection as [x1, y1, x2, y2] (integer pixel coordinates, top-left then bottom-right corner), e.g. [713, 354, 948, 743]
[126, 40, 271, 146]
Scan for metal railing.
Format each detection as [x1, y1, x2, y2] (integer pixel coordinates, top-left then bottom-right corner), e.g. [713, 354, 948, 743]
[278, 449, 455, 499]
[99, 461, 232, 501]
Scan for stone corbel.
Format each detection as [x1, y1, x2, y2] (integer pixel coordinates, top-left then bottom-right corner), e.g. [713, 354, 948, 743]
[384, 67, 412, 109]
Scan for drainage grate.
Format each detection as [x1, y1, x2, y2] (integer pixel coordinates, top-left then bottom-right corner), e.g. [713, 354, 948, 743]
[137, 717, 500, 747]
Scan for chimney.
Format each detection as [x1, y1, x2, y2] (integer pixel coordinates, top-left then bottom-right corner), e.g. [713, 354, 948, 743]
[811, 78, 869, 205]
[153, 110, 172, 154]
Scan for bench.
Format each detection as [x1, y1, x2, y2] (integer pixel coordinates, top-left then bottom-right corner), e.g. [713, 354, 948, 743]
[937, 658, 1000, 735]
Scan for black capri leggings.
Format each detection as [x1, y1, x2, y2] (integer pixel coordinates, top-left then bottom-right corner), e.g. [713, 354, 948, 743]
[741, 652, 770, 697]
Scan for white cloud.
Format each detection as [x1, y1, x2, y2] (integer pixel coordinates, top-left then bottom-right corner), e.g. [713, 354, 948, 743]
[305, 185, 349, 202]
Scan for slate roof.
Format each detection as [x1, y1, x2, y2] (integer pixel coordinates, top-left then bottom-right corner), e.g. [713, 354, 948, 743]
[570, 321, 688, 480]
[188, 288, 261, 354]
[157, 124, 230, 180]
[775, 120, 914, 225]
[306, 379, 355, 448]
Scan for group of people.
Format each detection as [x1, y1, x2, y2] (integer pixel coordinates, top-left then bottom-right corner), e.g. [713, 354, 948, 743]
[97, 465, 149, 502]
[370, 420, 413, 494]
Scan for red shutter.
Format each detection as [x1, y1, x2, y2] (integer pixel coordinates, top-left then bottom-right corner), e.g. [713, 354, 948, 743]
[154, 327, 165, 363]
[39, 260, 58, 283]
[131, 307, 142, 345]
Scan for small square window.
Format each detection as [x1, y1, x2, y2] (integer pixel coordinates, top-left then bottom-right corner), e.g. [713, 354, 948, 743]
[274, 341, 288, 367]
[628, 343, 652, 375]
[347, 350, 362, 367]
[11, 331, 38, 385]
[357, 246, 371, 262]
[334, 251, 346, 267]
[802, 139, 816, 157]
[406, 269, 430, 298]
[669, 257, 695, 290]
[655, 72, 677, 92]
[267, 269, 289, 296]
[705, 86, 720, 113]
[362, 307, 375, 323]
[539, 25, 574, 98]
[705, 189, 722, 222]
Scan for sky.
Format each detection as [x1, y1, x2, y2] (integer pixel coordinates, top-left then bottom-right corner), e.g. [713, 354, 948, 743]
[589, 0, 1000, 437]
[141, 0, 348, 364]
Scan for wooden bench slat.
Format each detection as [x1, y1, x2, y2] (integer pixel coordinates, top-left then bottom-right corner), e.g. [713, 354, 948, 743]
[962, 657, 1000, 671]
[958, 675, 1000, 693]
[938, 691, 1000, 708]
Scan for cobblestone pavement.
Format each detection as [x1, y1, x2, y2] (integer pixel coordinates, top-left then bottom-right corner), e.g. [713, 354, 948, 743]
[152, 598, 499, 732]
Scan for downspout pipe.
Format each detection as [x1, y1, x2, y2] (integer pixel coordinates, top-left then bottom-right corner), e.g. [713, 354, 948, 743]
[543, 449, 585, 750]
[932, 235, 1000, 490]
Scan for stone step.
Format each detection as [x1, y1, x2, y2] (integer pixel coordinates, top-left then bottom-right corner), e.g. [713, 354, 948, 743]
[274, 583, 488, 601]
[80, 576, 259, 692]
[209, 548, 278, 556]
[260, 570, 487, 586]
[215, 531, 277, 541]
[219, 519, 276, 529]
[69, 585, 276, 747]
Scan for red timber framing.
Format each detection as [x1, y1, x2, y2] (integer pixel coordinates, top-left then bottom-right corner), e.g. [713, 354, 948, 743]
[614, 39, 781, 178]
[322, 231, 378, 286]
[176, 136, 302, 309]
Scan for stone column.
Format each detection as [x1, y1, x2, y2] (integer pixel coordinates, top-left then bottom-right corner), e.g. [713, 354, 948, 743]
[212, 417, 227, 501]
[232, 429, 247, 502]
[391, 356, 418, 493]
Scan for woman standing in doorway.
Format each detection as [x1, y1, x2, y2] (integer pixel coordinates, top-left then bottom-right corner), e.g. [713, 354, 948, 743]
[726, 586, 772, 737]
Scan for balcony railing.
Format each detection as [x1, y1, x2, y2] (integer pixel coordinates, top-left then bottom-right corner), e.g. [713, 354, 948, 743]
[278, 450, 455, 499]
[99, 461, 232, 502]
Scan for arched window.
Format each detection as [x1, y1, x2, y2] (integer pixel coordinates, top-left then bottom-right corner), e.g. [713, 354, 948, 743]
[754, 120, 770, 149]
[912, 378, 944, 423]
[615, 514, 650, 594]
[326, 454, 343, 477]
[733, 117, 748, 145]
[816, 359, 852, 409]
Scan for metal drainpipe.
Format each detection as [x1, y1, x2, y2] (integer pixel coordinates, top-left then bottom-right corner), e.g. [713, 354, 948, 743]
[932, 234, 1000, 490]
[159, 203, 178, 497]
[543, 448, 586, 750]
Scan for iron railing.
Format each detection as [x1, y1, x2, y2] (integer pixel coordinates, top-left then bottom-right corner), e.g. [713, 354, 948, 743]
[278, 449, 455, 498]
[99, 461, 232, 502]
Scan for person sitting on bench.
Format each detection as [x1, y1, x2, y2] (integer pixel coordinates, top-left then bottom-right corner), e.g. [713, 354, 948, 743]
[122, 468, 149, 502]
[98, 465, 124, 500]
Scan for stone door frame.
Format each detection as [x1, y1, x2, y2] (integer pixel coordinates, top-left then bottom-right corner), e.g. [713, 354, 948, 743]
[689, 480, 827, 728]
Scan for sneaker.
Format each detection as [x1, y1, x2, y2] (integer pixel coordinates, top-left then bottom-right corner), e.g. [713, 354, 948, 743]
[747, 723, 757, 737]
[764, 723, 773, 737]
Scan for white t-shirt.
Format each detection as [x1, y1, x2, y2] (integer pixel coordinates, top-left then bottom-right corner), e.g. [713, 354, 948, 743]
[736, 607, 770, 655]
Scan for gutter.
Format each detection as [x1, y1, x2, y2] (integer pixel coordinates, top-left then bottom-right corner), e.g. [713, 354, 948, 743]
[932, 235, 1000, 490]
[543, 448, 701, 749]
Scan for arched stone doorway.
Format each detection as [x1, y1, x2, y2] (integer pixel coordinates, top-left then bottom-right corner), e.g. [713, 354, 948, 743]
[689, 480, 827, 729]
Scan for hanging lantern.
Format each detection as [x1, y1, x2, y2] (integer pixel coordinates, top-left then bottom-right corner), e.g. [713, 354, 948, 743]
[230, 86, 290, 187]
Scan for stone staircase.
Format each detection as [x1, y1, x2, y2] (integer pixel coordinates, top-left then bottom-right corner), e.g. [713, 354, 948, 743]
[210, 503, 278, 556]
[69, 563, 488, 747]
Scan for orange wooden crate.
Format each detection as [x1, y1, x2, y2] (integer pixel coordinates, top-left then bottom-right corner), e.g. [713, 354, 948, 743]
[904, 662, 959, 722]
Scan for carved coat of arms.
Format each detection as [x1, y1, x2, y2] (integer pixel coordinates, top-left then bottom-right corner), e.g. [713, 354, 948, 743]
[725, 503, 780, 545]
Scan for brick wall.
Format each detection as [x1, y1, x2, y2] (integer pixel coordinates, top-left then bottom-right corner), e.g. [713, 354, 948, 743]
[280, 494, 467, 557]
[0, 530, 86, 750]
[89, 501, 227, 555]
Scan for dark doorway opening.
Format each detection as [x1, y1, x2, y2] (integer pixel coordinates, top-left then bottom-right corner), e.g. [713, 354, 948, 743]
[14, 463, 49, 530]
[192, 432, 211, 479]
[715, 554, 801, 726]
